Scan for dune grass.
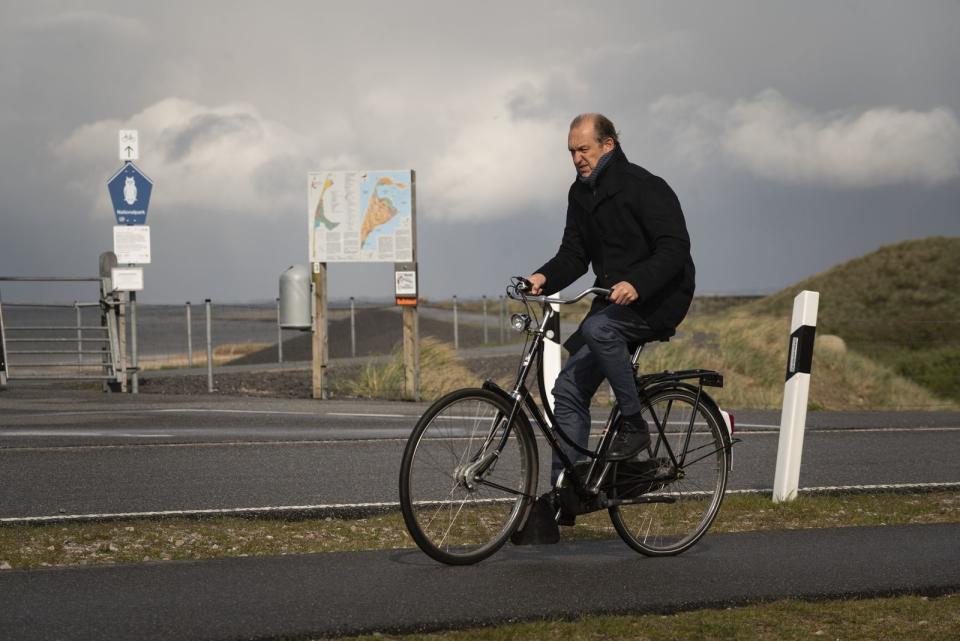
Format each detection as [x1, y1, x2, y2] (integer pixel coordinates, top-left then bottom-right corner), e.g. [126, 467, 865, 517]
[330, 238, 959, 409]
[328, 306, 954, 409]
[642, 310, 954, 410]
[749, 236, 960, 401]
[330, 337, 484, 400]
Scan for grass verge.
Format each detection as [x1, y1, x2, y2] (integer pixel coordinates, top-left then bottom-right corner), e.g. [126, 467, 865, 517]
[138, 342, 272, 371]
[331, 593, 959, 641]
[330, 336, 512, 400]
[1, 491, 957, 570]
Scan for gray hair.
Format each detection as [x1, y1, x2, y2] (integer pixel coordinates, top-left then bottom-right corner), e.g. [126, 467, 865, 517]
[570, 113, 620, 145]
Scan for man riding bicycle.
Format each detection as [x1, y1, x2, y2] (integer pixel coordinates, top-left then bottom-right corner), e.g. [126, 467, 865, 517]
[525, 113, 696, 523]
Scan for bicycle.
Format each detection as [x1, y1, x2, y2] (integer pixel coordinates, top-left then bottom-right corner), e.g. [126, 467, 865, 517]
[399, 277, 737, 565]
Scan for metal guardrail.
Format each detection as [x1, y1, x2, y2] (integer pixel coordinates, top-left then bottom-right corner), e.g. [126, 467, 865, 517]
[0, 277, 123, 386]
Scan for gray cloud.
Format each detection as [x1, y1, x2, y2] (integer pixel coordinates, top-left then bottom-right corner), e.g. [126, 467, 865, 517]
[1, 1, 959, 304]
[650, 90, 960, 187]
[163, 112, 263, 163]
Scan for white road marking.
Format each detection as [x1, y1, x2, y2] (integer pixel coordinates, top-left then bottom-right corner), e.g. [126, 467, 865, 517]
[155, 408, 324, 416]
[3, 481, 959, 525]
[735, 427, 960, 434]
[327, 412, 409, 418]
[4, 408, 958, 433]
[0, 438, 411, 453]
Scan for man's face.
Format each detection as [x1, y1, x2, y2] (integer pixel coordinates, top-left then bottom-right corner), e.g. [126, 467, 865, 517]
[568, 122, 615, 178]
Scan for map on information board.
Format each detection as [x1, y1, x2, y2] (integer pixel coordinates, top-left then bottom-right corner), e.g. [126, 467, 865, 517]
[308, 170, 414, 262]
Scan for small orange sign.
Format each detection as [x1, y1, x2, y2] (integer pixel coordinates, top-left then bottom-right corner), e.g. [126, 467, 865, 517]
[396, 296, 417, 306]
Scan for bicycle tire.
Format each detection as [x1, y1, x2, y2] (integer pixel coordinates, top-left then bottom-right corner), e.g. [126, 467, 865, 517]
[608, 385, 729, 556]
[399, 388, 538, 565]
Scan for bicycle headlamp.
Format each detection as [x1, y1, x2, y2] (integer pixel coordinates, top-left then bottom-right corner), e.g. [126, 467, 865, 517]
[510, 313, 530, 332]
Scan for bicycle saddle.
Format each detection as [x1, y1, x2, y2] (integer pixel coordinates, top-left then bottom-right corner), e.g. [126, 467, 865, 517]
[628, 328, 675, 352]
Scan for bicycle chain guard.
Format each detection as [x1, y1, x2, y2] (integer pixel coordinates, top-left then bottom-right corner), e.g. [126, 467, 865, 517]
[556, 458, 677, 515]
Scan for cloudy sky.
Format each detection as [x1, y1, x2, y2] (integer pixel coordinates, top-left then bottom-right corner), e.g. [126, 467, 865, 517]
[1, 1, 958, 304]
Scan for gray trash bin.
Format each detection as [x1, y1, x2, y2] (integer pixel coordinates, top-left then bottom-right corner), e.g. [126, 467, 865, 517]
[279, 265, 312, 329]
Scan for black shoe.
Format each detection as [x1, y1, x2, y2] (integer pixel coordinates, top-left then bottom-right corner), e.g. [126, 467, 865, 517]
[557, 506, 576, 527]
[510, 495, 560, 545]
[607, 416, 651, 461]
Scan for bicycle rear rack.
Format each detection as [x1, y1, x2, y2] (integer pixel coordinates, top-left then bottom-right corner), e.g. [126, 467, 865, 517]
[635, 368, 724, 389]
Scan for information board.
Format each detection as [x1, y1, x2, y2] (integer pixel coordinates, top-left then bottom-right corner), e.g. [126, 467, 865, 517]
[113, 225, 151, 264]
[308, 170, 414, 263]
[111, 267, 144, 291]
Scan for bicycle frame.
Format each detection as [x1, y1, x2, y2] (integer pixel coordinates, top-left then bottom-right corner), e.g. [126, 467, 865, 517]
[476, 287, 734, 507]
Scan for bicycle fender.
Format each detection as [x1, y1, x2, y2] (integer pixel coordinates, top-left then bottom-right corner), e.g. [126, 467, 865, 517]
[481, 378, 515, 404]
[480, 378, 540, 452]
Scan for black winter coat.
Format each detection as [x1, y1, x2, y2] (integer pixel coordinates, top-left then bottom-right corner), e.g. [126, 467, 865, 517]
[535, 145, 695, 353]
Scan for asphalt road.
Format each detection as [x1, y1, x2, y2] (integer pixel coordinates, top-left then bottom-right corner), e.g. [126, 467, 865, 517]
[1, 389, 959, 641]
[1, 390, 959, 519]
[1, 523, 957, 640]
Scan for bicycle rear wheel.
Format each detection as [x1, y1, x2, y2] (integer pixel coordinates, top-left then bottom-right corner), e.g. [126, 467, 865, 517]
[609, 386, 729, 556]
[399, 388, 538, 565]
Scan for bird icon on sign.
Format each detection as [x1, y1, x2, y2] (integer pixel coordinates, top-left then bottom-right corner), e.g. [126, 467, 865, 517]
[123, 176, 138, 205]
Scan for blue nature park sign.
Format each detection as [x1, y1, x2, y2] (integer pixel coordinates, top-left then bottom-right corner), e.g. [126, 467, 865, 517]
[107, 162, 153, 225]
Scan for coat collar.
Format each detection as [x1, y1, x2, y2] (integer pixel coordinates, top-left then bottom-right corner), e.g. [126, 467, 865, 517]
[571, 144, 629, 213]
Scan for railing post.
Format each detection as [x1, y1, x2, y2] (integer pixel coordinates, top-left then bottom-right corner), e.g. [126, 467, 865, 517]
[276, 297, 283, 364]
[453, 295, 459, 350]
[773, 290, 820, 503]
[205, 298, 213, 393]
[499, 295, 505, 344]
[185, 301, 193, 367]
[75, 301, 82, 365]
[0, 297, 8, 387]
[482, 295, 488, 344]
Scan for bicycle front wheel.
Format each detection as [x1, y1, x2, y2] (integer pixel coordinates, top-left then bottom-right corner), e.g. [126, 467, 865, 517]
[609, 386, 729, 556]
[399, 388, 538, 565]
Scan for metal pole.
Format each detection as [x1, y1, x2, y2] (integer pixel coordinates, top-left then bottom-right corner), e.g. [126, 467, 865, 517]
[453, 295, 459, 350]
[499, 295, 505, 344]
[482, 295, 488, 344]
[186, 302, 193, 367]
[75, 301, 82, 365]
[276, 297, 283, 364]
[350, 297, 356, 358]
[130, 291, 138, 394]
[205, 298, 213, 393]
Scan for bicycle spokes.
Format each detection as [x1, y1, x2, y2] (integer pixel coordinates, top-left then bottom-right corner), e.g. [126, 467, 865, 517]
[609, 387, 728, 556]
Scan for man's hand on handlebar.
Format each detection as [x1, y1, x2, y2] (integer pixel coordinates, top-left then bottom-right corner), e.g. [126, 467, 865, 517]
[525, 273, 547, 296]
[609, 281, 639, 305]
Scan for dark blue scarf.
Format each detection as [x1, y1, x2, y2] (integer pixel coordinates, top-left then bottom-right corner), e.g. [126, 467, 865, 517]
[577, 148, 616, 188]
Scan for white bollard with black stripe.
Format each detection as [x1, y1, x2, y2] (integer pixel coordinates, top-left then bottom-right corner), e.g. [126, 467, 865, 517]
[773, 290, 820, 503]
[542, 302, 562, 418]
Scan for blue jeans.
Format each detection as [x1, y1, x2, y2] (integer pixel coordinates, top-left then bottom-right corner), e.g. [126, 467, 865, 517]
[550, 303, 657, 484]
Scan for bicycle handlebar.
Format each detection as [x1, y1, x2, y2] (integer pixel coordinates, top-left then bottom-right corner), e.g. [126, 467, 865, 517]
[507, 279, 612, 305]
